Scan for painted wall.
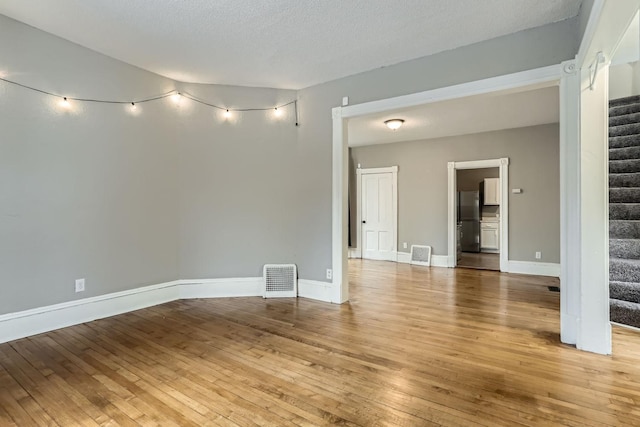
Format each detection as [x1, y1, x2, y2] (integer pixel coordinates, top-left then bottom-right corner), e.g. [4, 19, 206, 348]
[349, 124, 561, 263]
[297, 19, 578, 279]
[0, 15, 179, 313]
[609, 62, 640, 100]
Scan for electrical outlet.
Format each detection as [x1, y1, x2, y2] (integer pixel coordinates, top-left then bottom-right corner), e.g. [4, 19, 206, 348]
[535, 251, 541, 259]
[75, 278, 85, 293]
[326, 269, 333, 280]
[403, 242, 408, 249]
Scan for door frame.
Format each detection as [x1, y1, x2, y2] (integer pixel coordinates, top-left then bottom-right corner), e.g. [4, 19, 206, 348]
[447, 158, 509, 272]
[355, 166, 399, 261]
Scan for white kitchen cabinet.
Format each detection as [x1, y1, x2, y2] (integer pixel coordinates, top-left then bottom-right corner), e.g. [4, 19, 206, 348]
[484, 178, 500, 205]
[480, 221, 500, 252]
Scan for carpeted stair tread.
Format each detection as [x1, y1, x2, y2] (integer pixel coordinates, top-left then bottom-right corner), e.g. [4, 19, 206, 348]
[610, 281, 640, 303]
[610, 159, 640, 173]
[610, 95, 640, 107]
[610, 220, 640, 239]
[610, 298, 640, 328]
[610, 203, 640, 220]
[610, 102, 640, 117]
[609, 173, 640, 188]
[609, 145, 640, 160]
[609, 134, 640, 149]
[610, 123, 640, 138]
[610, 258, 640, 282]
[610, 112, 640, 127]
[609, 239, 640, 259]
[609, 188, 640, 203]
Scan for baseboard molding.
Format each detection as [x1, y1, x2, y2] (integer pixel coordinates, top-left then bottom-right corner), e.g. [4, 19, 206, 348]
[0, 280, 181, 344]
[396, 251, 448, 267]
[298, 279, 334, 302]
[508, 260, 561, 277]
[611, 321, 640, 333]
[0, 276, 337, 344]
[348, 248, 361, 259]
[179, 277, 262, 299]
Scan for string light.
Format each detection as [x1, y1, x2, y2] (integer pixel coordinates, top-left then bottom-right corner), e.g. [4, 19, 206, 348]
[0, 75, 299, 125]
[59, 97, 71, 109]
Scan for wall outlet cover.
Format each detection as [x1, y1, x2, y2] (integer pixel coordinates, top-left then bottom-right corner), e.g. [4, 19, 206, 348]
[326, 269, 333, 280]
[75, 278, 85, 293]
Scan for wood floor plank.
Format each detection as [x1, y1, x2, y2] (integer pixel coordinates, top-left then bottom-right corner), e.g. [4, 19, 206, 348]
[1, 260, 640, 425]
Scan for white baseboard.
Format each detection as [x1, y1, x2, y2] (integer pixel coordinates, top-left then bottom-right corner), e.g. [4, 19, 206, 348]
[348, 248, 361, 259]
[0, 276, 337, 344]
[508, 260, 561, 277]
[298, 279, 333, 303]
[396, 251, 448, 267]
[179, 277, 262, 299]
[0, 280, 181, 345]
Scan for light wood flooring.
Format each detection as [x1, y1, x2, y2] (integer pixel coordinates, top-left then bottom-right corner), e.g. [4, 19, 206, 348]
[457, 252, 500, 270]
[1, 260, 640, 426]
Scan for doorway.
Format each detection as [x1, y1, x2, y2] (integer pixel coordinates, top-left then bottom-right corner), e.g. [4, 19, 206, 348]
[456, 167, 501, 271]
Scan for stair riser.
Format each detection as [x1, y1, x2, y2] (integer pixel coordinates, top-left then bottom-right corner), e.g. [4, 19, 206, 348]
[610, 134, 640, 149]
[609, 146, 640, 160]
[609, 173, 640, 187]
[610, 282, 640, 304]
[610, 260, 640, 282]
[610, 239, 640, 260]
[610, 112, 640, 127]
[610, 300, 640, 328]
[610, 204, 640, 220]
[610, 102, 640, 117]
[610, 159, 640, 173]
[610, 188, 640, 203]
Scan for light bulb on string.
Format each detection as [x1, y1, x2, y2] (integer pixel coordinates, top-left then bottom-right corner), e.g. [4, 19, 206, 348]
[59, 97, 71, 109]
[171, 92, 182, 104]
[224, 109, 231, 119]
[130, 102, 137, 111]
[274, 107, 282, 117]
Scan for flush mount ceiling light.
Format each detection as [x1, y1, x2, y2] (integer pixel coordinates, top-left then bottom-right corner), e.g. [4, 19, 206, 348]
[384, 119, 404, 130]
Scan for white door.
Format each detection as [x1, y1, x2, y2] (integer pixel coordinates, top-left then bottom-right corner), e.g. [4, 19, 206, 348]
[362, 172, 395, 260]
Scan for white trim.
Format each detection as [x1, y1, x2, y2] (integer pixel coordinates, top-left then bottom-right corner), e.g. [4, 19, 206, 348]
[179, 277, 262, 299]
[333, 65, 563, 309]
[508, 261, 561, 278]
[447, 158, 509, 272]
[340, 65, 562, 119]
[356, 166, 398, 262]
[348, 248, 361, 258]
[0, 276, 338, 344]
[0, 280, 180, 344]
[397, 251, 411, 264]
[611, 322, 640, 333]
[298, 279, 334, 302]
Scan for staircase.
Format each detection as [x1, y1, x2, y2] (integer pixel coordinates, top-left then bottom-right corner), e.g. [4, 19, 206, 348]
[609, 95, 640, 329]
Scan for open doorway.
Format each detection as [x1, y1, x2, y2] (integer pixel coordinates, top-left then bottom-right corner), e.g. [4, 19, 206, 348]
[456, 167, 500, 271]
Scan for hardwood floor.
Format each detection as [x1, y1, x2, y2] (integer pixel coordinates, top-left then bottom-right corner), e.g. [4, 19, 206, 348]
[1, 260, 640, 426]
[457, 252, 500, 270]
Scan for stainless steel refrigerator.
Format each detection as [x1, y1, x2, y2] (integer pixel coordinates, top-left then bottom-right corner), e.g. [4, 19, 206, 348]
[458, 191, 480, 252]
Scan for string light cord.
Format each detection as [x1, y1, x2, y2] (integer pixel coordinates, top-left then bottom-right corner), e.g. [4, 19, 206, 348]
[0, 76, 175, 104]
[0, 76, 300, 125]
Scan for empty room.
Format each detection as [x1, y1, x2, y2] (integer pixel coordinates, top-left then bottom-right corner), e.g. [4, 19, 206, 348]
[1, 1, 640, 425]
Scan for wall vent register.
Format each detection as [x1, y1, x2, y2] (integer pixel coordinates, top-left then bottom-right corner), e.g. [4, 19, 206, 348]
[263, 264, 297, 298]
[410, 245, 432, 267]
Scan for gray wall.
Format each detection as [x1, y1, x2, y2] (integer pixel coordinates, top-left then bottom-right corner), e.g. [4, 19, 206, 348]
[349, 124, 561, 263]
[0, 15, 179, 313]
[297, 18, 578, 279]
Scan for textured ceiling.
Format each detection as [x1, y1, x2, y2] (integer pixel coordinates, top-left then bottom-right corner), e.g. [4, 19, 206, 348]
[0, 0, 582, 89]
[348, 84, 559, 147]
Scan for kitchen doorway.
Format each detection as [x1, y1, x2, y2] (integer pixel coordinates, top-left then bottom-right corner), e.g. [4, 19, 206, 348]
[456, 167, 500, 271]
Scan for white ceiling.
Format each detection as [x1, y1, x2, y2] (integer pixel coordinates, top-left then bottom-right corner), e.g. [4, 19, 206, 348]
[0, 0, 583, 89]
[348, 84, 559, 147]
